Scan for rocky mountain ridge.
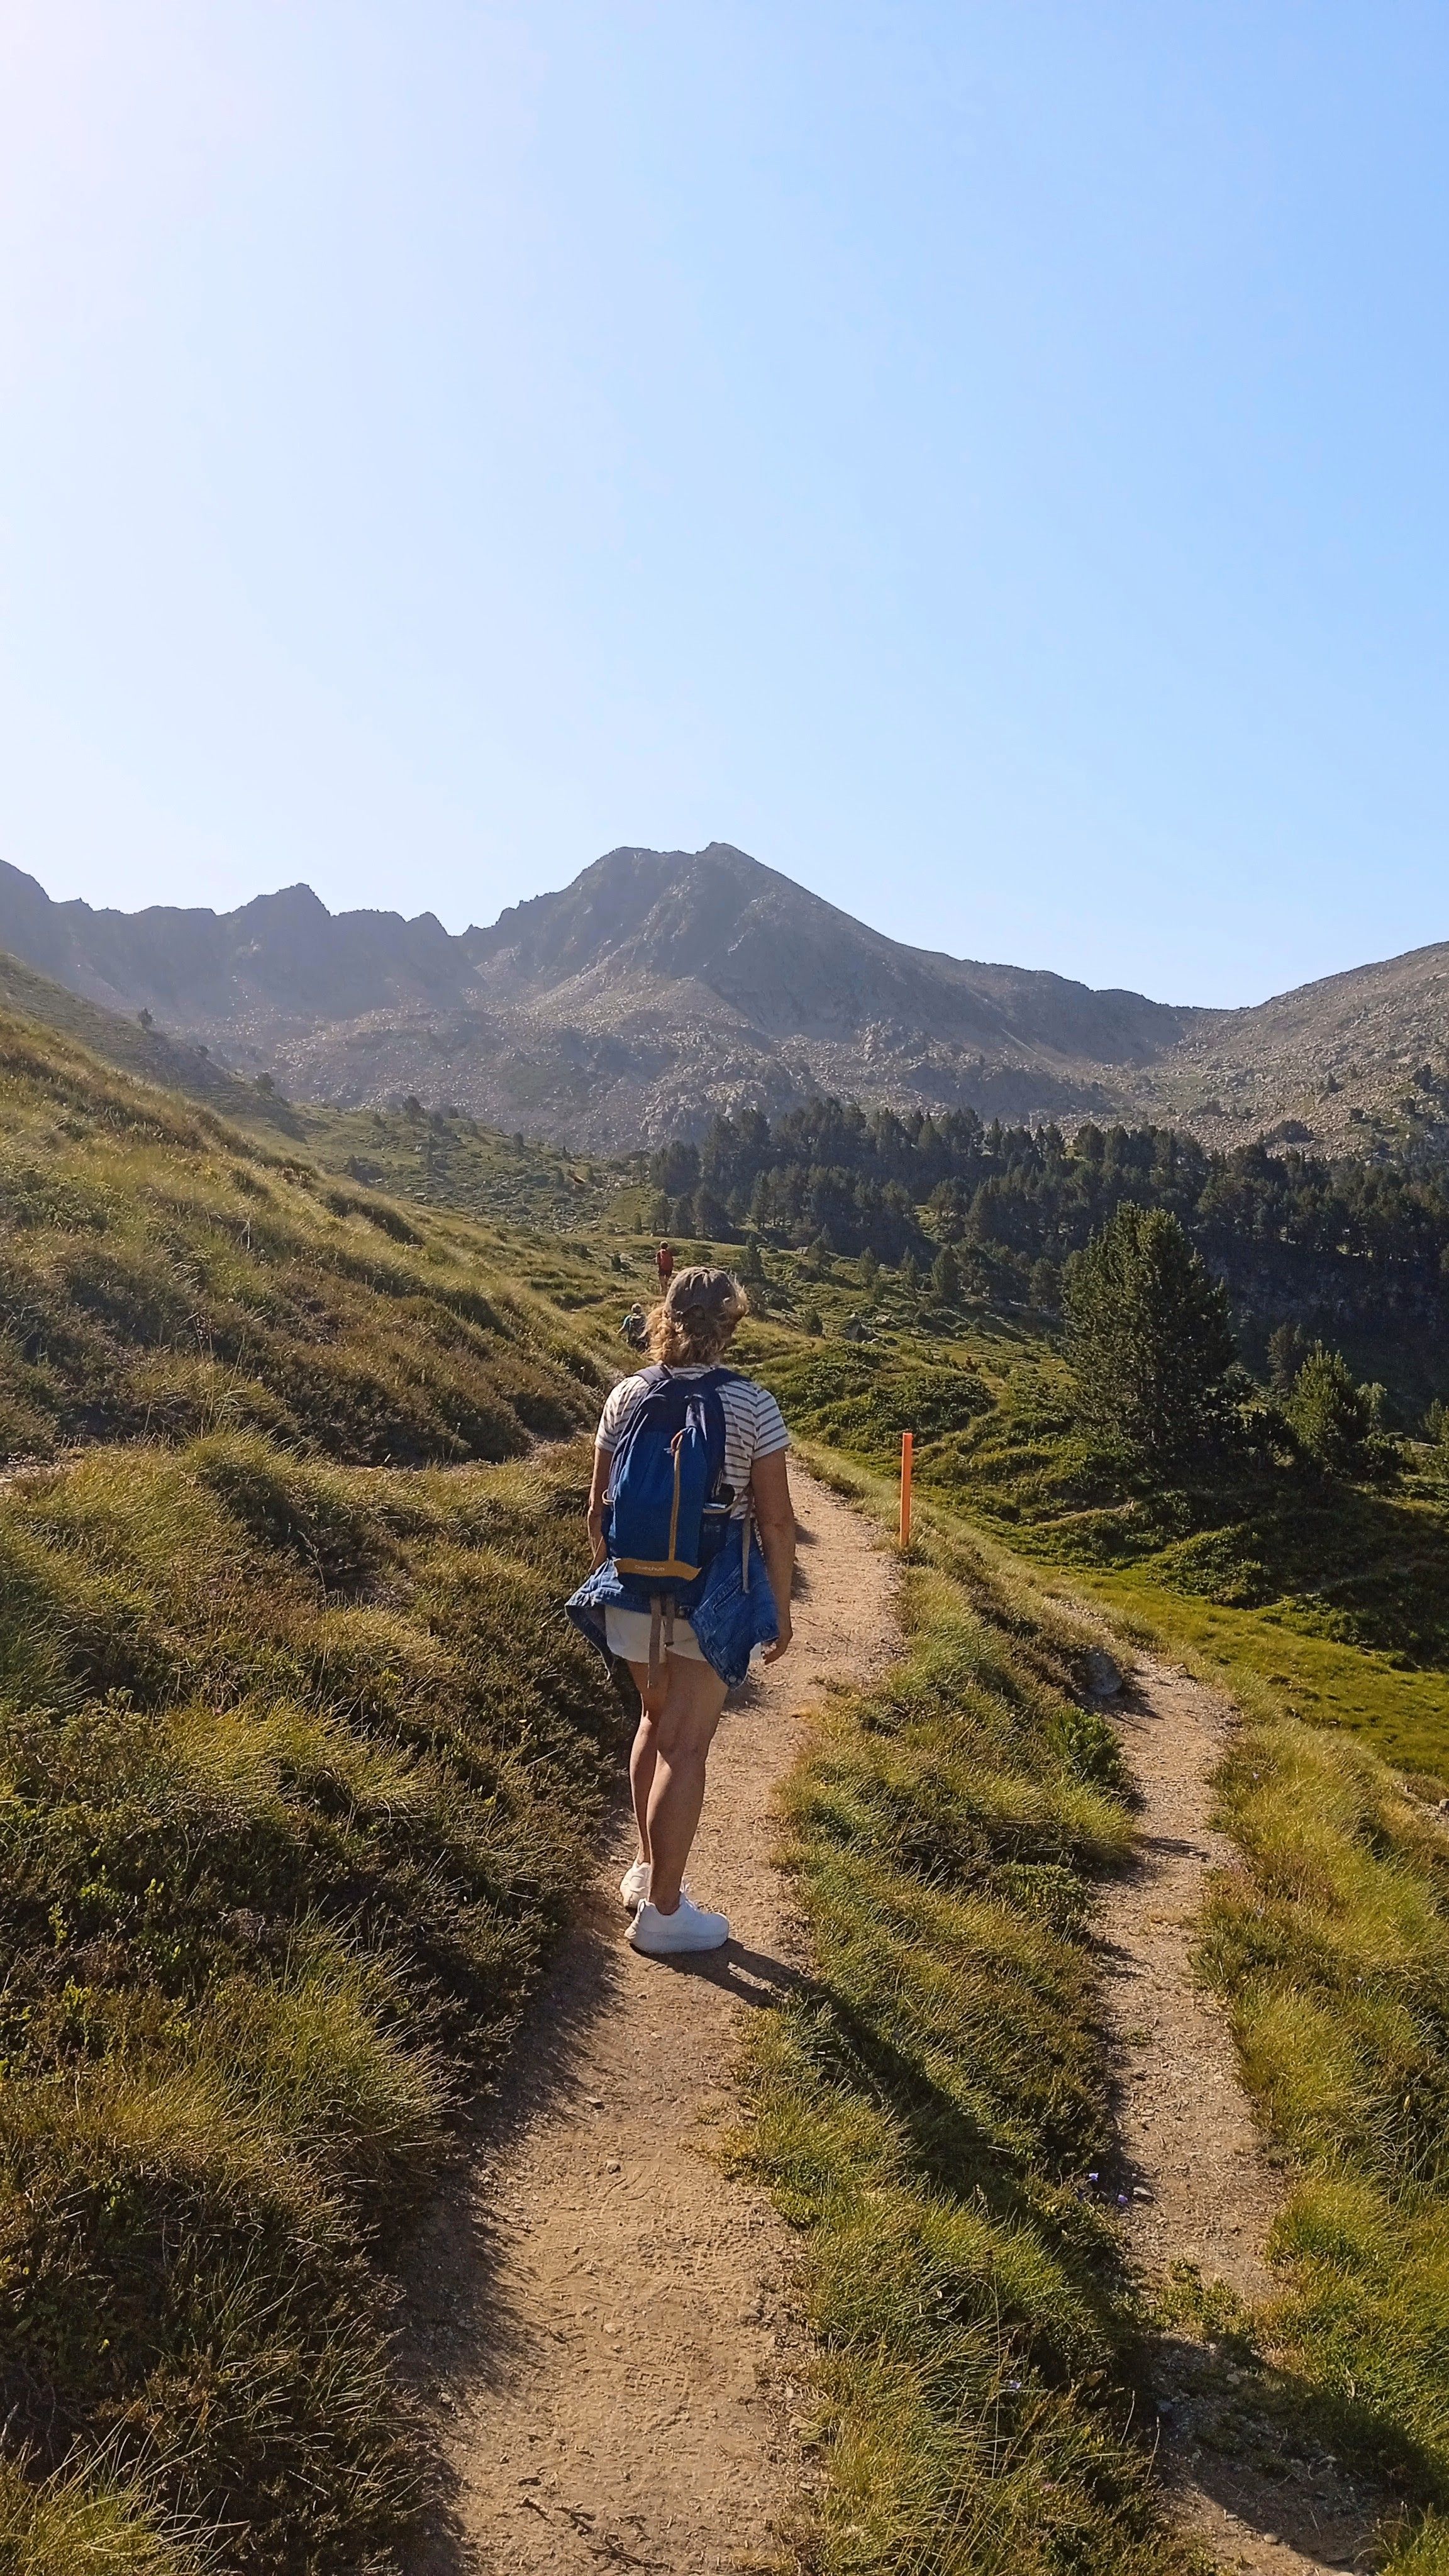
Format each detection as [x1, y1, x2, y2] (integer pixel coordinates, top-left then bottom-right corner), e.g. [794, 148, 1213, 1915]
[2, 842, 1445, 1153]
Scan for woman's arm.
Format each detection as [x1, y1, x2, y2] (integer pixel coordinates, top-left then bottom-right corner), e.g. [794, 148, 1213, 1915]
[586, 1443, 612, 1570]
[749, 1448, 796, 1663]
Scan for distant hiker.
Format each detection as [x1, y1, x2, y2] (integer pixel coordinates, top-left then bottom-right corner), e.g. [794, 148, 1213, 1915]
[655, 1240, 674, 1291]
[566, 1268, 795, 1955]
[619, 1301, 648, 1353]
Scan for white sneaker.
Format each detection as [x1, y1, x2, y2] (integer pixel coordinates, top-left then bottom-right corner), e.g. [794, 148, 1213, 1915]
[628, 1895, 730, 1955]
[618, 1862, 692, 1913]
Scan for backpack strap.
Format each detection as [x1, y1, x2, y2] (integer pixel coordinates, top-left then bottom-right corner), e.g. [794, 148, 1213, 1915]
[649, 1595, 664, 1685]
[604, 1365, 667, 1504]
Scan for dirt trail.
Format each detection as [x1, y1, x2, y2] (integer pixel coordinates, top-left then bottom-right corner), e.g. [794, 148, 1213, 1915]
[403, 1467, 899, 2576]
[1100, 1658, 1382, 2576]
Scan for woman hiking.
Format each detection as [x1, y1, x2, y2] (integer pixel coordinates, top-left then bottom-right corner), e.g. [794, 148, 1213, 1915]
[567, 1267, 794, 1955]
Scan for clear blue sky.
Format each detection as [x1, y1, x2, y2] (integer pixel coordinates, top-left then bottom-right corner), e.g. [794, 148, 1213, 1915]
[1, 3, 1446, 1006]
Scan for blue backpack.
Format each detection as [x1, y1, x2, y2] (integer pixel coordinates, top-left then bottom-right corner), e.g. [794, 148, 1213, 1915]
[604, 1366, 738, 1596]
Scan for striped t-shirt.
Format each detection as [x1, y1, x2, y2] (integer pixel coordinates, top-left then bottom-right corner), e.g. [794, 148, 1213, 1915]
[596, 1368, 790, 1519]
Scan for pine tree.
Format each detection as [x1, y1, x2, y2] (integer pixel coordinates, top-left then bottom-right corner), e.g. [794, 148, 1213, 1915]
[930, 1244, 961, 1304]
[1267, 1321, 1307, 1393]
[1289, 1344, 1376, 1475]
[1064, 1207, 1235, 1465]
[1029, 1257, 1061, 1313]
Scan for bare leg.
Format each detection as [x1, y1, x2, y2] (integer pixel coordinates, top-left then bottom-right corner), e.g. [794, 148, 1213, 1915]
[628, 1693, 665, 1865]
[625, 1659, 670, 1864]
[638, 1657, 728, 1913]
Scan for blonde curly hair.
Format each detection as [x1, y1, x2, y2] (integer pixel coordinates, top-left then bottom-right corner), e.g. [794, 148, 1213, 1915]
[646, 1272, 749, 1365]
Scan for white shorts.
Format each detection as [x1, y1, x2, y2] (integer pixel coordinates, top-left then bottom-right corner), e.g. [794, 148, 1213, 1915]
[604, 1606, 706, 1665]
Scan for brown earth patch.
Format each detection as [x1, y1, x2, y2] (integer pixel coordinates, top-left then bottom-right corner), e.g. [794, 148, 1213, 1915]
[1100, 1657, 1386, 2575]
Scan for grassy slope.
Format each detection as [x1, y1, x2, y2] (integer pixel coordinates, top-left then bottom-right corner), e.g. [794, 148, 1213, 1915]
[717, 1255, 1449, 1779]
[711, 1254, 1449, 2570]
[0, 1011, 630, 2574]
[939, 1343, 1449, 1778]
[0, 1009, 611, 1468]
[1199, 1705, 1449, 2543]
[236, 1096, 652, 1235]
[0, 950, 299, 1130]
[0, 937, 653, 1237]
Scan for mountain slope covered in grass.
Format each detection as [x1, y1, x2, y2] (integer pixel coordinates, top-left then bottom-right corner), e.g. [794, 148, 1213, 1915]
[0, 1008, 601, 1466]
[0, 938, 649, 1236]
[0, 1011, 623, 2573]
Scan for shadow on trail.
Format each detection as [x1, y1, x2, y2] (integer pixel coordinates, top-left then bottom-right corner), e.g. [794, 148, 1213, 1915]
[398, 1682, 808, 2570]
[1147, 2329, 1428, 2572]
[651, 1937, 809, 2009]
[396, 1875, 635, 2574]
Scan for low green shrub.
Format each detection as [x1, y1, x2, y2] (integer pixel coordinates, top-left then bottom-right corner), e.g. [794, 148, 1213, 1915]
[748, 1340, 993, 1459]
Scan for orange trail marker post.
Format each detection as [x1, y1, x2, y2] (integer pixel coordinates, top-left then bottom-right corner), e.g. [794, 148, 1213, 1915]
[899, 1431, 913, 1548]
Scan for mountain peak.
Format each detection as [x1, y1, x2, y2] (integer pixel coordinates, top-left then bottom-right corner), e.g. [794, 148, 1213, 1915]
[0, 841, 1439, 1155]
[234, 881, 331, 924]
[0, 840, 1202, 1136]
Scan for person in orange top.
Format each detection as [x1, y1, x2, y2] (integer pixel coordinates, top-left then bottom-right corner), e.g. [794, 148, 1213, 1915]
[655, 1240, 674, 1292]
